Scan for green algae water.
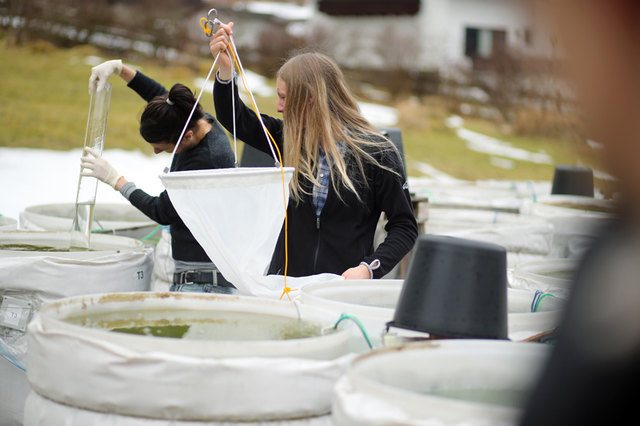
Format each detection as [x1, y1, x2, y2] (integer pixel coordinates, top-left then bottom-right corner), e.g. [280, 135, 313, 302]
[65, 309, 329, 341]
[0, 243, 95, 252]
[111, 324, 190, 338]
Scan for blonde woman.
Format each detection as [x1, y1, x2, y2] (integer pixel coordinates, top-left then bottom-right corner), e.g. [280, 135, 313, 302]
[210, 22, 418, 279]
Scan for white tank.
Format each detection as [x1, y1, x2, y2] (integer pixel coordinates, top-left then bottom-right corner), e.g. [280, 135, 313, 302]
[0, 215, 18, 230]
[19, 202, 160, 241]
[0, 230, 153, 426]
[25, 292, 355, 425]
[332, 340, 550, 425]
[408, 178, 524, 212]
[425, 207, 554, 259]
[298, 280, 564, 345]
[521, 195, 615, 258]
[510, 258, 578, 298]
[298, 279, 403, 351]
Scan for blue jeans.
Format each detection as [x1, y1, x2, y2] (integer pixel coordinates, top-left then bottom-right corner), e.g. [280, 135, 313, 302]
[170, 283, 238, 294]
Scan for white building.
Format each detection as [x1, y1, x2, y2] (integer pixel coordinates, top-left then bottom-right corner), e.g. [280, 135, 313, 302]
[309, 0, 555, 75]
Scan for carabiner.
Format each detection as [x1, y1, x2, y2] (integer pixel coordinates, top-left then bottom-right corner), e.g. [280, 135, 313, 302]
[199, 8, 221, 37]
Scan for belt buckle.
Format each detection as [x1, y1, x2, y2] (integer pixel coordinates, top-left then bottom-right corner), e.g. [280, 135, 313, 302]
[179, 271, 195, 286]
[179, 270, 218, 286]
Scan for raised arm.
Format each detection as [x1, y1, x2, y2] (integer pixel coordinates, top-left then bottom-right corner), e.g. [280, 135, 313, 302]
[209, 21, 284, 156]
[88, 59, 166, 102]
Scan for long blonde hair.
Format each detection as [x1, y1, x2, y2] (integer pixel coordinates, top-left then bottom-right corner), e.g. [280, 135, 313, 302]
[277, 52, 398, 202]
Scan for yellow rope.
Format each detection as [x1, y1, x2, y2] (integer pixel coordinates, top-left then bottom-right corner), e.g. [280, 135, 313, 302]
[227, 44, 296, 300]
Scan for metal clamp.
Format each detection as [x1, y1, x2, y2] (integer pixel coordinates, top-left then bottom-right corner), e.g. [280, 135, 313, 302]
[199, 8, 222, 37]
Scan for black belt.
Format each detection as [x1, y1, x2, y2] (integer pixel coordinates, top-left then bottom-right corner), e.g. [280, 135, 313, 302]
[173, 270, 233, 288]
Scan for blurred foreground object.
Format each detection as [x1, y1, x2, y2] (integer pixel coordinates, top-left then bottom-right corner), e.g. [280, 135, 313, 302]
[520, 1, 640, 424]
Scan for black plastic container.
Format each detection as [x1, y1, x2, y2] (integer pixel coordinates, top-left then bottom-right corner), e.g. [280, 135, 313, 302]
[551, 165, 594, 197]
[388, 235, 509, 340]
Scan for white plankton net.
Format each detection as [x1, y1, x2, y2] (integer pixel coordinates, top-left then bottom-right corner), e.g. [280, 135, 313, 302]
[160, 23, 340, 298]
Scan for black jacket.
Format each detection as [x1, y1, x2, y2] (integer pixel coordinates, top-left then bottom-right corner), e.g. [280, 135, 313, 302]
[126, 72, 235, 261]
[214, 78, 417, 277]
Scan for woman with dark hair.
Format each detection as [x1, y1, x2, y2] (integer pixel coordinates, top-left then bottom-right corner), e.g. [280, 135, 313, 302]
[82, 60, 237, 293]
[209, 23, 418, 279]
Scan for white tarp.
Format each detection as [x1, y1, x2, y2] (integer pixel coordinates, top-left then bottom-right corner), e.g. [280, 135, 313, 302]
[150, 227, 173, 292]
[159, 167, 341, 298]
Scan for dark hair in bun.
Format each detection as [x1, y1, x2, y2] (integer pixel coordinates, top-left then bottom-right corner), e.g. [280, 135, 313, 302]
[139, 83, 204, 144]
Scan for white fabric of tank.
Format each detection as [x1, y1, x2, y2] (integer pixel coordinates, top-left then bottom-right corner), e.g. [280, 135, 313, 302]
[23, 391, 333, 426]
[159, 167, 341, 297]
[0, 233, 152, 303]
[331, 340, 550, 426]
[25, 293, 355, 422]
[0, 232, 152, 426]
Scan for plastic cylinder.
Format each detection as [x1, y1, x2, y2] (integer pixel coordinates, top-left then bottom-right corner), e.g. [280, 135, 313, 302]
[73, 83, 112, 247]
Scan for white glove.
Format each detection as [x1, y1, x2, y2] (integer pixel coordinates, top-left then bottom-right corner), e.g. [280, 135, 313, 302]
[80, 147, 123, 189]
[88, 59, 123, 93]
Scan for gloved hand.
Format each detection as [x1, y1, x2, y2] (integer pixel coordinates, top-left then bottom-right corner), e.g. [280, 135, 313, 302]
[80, 147, 123, 189]
[88, 59, 123, 93]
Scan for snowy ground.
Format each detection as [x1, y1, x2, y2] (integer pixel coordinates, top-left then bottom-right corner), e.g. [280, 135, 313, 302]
[0, 147, 169, 223]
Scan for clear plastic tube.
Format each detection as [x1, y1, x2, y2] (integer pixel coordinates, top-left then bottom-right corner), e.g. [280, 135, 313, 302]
[72, 83, 112, 247]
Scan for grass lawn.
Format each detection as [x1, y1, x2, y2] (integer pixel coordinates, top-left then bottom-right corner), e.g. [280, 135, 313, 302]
[1, 40, 607, 188]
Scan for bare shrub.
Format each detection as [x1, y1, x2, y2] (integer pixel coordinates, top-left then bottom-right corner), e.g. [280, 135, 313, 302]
[450, 47, 582, 140]
[250, 22, 306, 77]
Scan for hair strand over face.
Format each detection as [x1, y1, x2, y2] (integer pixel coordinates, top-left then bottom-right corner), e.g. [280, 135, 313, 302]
[277, 52, 401, 203]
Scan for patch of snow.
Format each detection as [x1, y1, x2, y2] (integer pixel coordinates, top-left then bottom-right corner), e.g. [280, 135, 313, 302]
[586, 139, 604, 150]
[242, 1, 314, 21]
[84, 56, 104, 66]
[490, 156, 516, 170]
[445, 115, 464, 129]
[457, 127, 553, 165]
[408, 161, 461, 184]
[592, 168, 616, 182]
[358, 102, 398, 127]
[0, 147, 168, 222]
[196, 69, 275, 98]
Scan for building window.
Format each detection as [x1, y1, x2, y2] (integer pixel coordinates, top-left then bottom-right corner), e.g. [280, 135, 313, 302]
[318, 0, 421, 16]
[465, 27, 507, 59]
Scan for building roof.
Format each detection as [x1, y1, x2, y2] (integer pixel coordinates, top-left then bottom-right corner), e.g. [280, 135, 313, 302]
[317, 0, 420, 16]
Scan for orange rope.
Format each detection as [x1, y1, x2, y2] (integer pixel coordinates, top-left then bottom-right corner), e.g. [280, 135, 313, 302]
[227, 45, 296, 300]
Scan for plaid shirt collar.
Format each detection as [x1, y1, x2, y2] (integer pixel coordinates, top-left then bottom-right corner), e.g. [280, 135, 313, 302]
[312, 143, 346, 217]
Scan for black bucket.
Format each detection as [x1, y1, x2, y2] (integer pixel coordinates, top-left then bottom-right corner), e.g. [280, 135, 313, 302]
[551, 165, 594, 197]
[388, 235, 508, 340]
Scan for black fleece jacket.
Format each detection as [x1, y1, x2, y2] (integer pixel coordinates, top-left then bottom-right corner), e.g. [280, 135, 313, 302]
[214, 77, 417, 277]
[126, 72, 235, 261]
